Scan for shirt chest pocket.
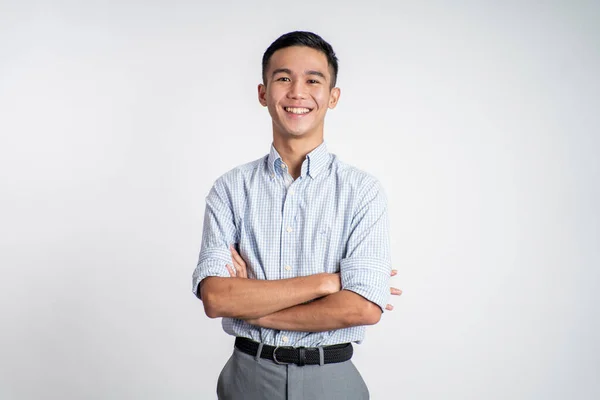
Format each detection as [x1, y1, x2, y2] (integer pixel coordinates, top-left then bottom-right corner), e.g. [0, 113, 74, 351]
[318, 226, 331, 238]
[296, 201, 343, 273]
[310, 224, 343, 273]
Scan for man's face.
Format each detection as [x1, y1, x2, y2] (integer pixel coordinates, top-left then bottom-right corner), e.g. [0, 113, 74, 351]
[258, 46, 340, 141]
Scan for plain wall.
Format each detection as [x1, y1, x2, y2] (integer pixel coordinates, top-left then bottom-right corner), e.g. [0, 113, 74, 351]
[1, 0, 598, 399]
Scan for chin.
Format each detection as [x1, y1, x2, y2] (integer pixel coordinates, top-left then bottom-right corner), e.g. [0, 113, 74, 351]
[274, 121, 319, 139]
[277, 125, 307, 137]
[288, 130, 308, 136]
[285, 129, 314, 138]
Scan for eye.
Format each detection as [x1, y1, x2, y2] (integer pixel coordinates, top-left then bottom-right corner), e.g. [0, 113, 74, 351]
[307, 79, 320, 84]
[277, 77, 290, 82]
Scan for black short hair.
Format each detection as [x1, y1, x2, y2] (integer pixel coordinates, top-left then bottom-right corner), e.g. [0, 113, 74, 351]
[262, 31, 339, 88]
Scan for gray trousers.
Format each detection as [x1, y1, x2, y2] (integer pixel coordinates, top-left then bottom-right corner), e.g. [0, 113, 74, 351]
[216, 347, 370, 399]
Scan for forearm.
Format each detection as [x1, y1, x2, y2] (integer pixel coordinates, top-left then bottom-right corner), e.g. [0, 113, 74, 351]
[249, 290, 382, 332]
[200, 274, 337, 319]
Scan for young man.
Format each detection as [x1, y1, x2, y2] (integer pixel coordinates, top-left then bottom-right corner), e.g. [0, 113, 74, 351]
[192, 31, 401, 399]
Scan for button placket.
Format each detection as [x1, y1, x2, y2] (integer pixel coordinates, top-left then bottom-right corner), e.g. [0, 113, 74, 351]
[283, 181, 300, 275]
[279, 170, 299, 347]
[281, 178, 295, 279]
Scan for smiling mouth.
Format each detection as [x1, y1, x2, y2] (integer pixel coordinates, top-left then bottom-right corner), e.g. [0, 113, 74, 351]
[284, 106, 312, 115]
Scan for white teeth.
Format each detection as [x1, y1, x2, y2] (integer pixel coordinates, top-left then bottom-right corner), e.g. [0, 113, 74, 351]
[285, 107, 311, 114]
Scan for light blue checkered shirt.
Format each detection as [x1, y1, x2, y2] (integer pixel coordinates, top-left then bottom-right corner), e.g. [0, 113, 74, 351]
[192, 141, 391, 347]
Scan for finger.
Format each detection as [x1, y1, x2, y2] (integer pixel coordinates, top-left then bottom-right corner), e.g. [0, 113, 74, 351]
[230, 245, 247, 267]
[230, 245, 248, 278]
[229, 252, 246, 278]
[390, 287, 402, 296]
[225, 264, 236, 277]
[238, 263, 247, 279]
[391, 269, 398, 277]
[230, 255, 243, 270]
[385, 304, 394, 311]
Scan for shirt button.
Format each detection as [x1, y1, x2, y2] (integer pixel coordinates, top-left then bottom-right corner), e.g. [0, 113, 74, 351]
[286, 226, 293, 233]
[284, 265, 292, 271]
[289, 189, 295, 195]
[282, 336, 289, 343]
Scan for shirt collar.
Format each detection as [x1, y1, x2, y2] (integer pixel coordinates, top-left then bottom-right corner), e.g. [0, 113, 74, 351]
[303, 141, 330, 179]
[267, 141, 330, 180]
[267, 145, 282, 178]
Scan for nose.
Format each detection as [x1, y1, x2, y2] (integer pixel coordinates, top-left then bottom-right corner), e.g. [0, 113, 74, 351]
[287, 80, 307, 99]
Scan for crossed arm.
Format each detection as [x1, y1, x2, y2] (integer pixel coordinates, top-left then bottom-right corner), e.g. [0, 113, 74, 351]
[197, 176, 401, 332]
[199, 246, 402, 332]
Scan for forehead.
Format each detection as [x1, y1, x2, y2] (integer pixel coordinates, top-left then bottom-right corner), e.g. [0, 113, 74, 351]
[267, 46, 330, 77]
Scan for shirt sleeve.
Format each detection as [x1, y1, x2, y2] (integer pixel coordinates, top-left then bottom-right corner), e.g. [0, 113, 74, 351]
[192, 178, 238, 298]
[340, 178, 392, 312]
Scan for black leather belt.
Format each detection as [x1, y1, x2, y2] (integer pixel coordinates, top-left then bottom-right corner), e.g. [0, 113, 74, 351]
[234, 337, 353, 366]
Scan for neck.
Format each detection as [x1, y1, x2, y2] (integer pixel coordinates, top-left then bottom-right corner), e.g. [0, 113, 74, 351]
[272, 134, 323, 180]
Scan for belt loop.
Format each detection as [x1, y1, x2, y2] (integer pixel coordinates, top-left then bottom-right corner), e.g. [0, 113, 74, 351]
[318, 347, 325, 366]
[298, 347, 306, 366]
[255, 343, 264, 363]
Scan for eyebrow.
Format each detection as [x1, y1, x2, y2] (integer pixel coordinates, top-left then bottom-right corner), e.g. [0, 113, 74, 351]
[271, 68, 292, 78]
[306, 70, 326, 79]
[271, 68, 327, 80]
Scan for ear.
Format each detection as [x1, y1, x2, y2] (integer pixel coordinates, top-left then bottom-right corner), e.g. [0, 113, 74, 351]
[328, 87, 341, 109]
[258, 83, 267, 107]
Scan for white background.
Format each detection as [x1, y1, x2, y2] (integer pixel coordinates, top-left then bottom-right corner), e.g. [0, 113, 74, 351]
[1, 1, 598, 399]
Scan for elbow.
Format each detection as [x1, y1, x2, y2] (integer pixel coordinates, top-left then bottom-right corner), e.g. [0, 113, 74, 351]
[200, 278, 225, 319]
[360, 301, 382, 325]
[205, 308, 221, 319]
[202, 291, 221, 319]
[203, 297, 221, 319]
[344, 292, 382, 326]
[200, 277, 245, 319]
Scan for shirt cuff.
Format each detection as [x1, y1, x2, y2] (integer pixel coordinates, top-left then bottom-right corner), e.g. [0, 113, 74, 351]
[192, 247, 232, 298]
[340, 257, 391, 312]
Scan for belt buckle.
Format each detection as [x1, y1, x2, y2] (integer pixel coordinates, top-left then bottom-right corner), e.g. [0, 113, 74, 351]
[272, 346, 294, 365]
